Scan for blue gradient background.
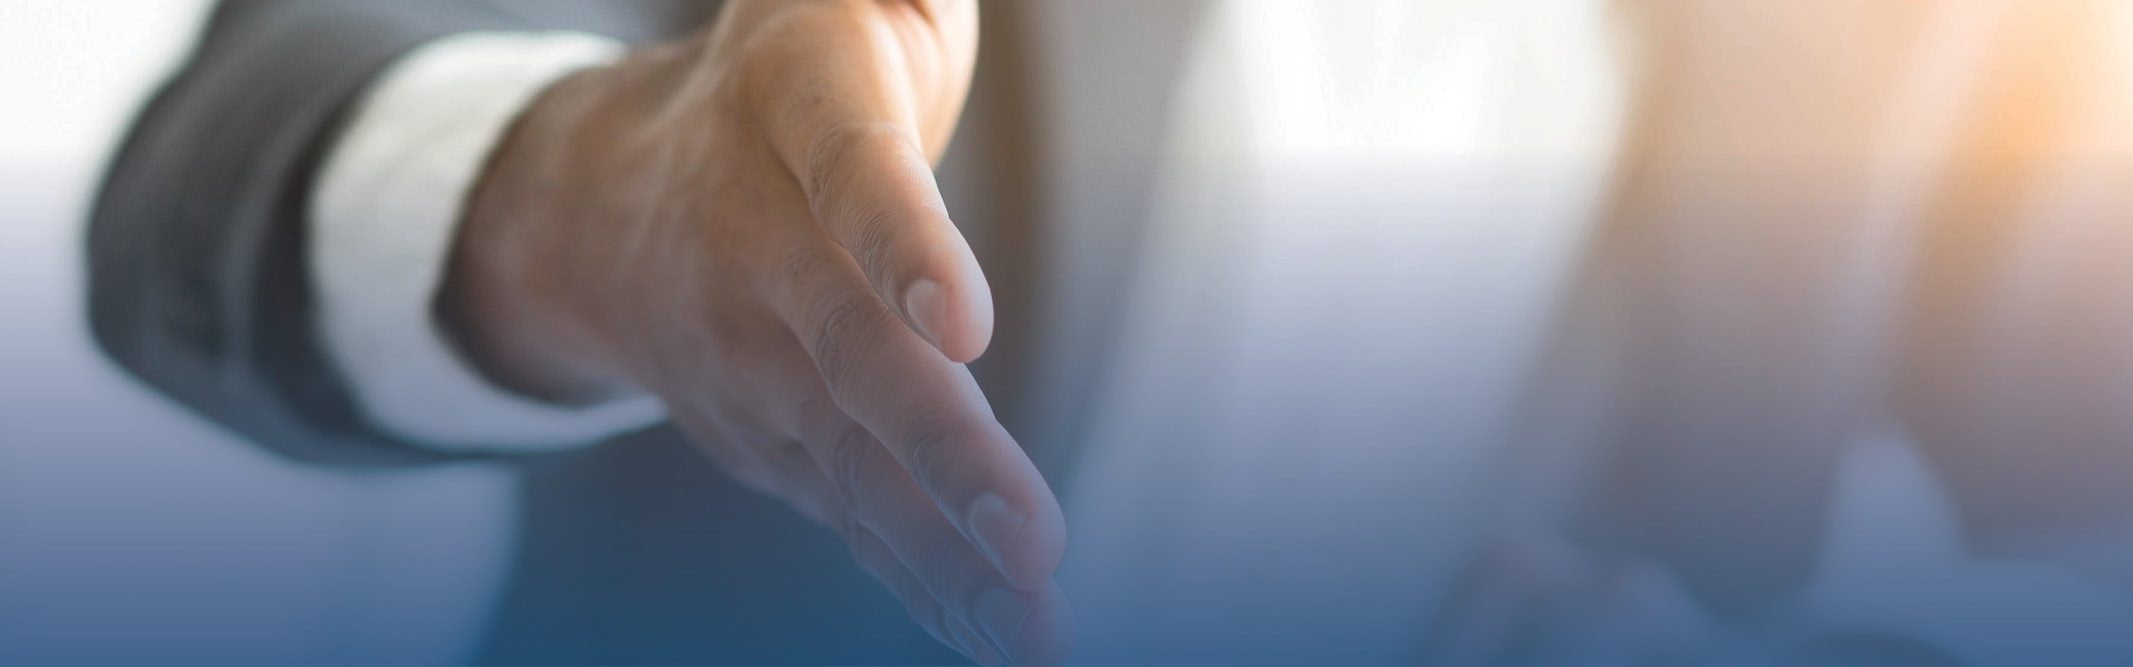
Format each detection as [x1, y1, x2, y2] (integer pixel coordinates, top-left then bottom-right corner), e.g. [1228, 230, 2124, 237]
[7, 2, 2133, 664]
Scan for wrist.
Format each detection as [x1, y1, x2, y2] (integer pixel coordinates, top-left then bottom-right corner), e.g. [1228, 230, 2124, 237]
[439, 64, 640, 406]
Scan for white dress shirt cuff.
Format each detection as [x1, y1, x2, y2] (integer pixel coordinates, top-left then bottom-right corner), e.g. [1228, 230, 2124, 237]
[309, 31, 665, 453]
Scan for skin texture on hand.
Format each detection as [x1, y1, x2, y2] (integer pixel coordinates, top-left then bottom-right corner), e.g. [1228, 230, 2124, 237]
[436, 1, 1068, 663]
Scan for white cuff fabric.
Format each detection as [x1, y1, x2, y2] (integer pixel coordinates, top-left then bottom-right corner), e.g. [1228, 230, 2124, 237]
[309, 31, 664, 453]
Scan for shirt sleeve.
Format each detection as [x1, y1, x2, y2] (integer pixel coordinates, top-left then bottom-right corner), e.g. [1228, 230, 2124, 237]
[308, 31, 665, 453]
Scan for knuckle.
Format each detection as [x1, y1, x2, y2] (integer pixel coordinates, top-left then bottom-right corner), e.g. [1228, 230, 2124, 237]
[805, 293, 890, 390]
[804, 121, 908, 209]
[805, 121, 895, 183]
[896, 406, 968, 493]
[915, 529, 974, 598]
[800, 124, 939, 290]
[845, 199, 903, 281]
[772, 245, 831, 299]
[825, 421, 880, 507]
[803, 121, 863, 197]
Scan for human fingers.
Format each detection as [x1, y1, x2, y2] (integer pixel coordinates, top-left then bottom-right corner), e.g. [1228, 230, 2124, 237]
[790, 397, 1072, 664]
[840, 515, 1008, 666]
[740, 2, 991, 361]
[663, 387, 1006, 664]
[698, 186, 1066, 659]
[755, 428, 1010, 666]
[762, 233, 1065, 592]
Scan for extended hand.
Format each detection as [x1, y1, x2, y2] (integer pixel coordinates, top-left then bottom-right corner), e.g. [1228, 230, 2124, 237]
[439, 1, 1066, 663]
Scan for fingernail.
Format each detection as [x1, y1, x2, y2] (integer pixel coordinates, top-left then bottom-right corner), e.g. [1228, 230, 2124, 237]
[975, 587, 1032, 663]
[947, 616, 1004, 666]
[967, 492, 1027, 581]
[904, 278, 946, 349]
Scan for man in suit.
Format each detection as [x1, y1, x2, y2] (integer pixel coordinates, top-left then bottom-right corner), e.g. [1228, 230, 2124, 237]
[87, 0, 2133, 664]
[90, 1, 1176, 663]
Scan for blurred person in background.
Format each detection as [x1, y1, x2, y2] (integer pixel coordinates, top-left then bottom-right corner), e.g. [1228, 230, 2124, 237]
[59, 0, 2133, 664]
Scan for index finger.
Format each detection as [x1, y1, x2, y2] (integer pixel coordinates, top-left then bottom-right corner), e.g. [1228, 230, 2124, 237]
[768, 234, 1065, 592]
[741, 2, 992, 362]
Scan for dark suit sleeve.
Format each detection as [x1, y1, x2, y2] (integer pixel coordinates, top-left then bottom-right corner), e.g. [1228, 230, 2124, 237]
[86, 0, 715, 466]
